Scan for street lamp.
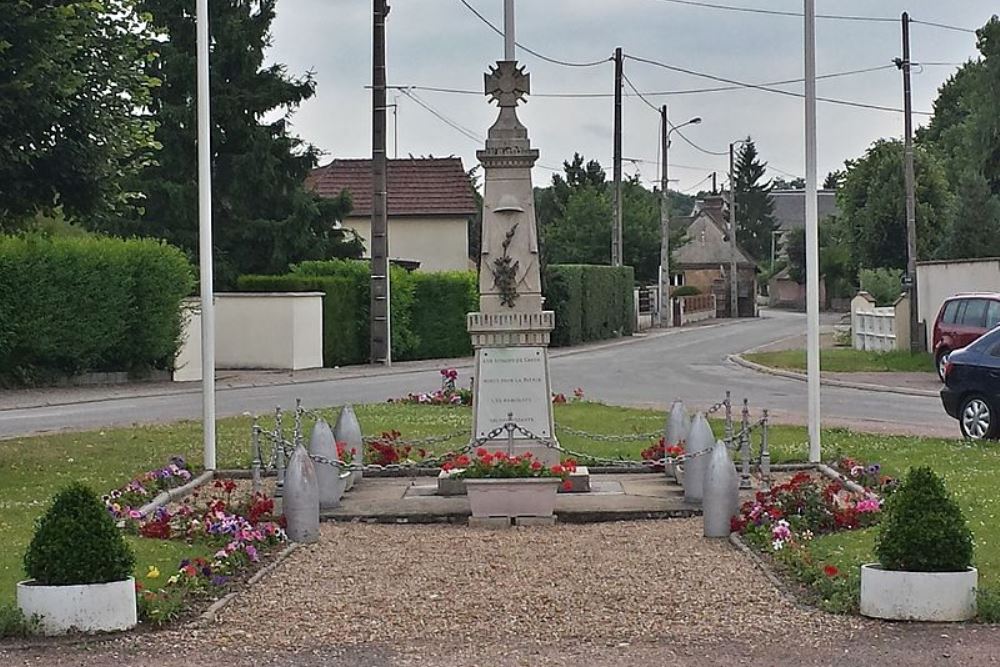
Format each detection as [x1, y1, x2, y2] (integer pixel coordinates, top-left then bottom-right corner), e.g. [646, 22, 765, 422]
[659, 109, 702, 327]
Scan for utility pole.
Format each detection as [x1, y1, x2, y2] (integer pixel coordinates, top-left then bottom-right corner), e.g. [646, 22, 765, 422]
[370, 0, 390, 365]
[899, 12, 921, 353]
[804, 0, 821, 462]
[711, 171, 717, 194]
[611, 47, 623, 267]
[658, 105, 670, 326]
[728, 143, 738, 319]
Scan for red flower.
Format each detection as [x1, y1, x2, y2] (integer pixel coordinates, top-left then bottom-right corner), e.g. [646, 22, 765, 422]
[442, 462, 454, 472]
[134, 581, 144, 592]
[531, 461, 543, 471]
[182, 564, 197, 577]
[476, 448, 488, 457]
[823, 565, 839, 577]
[552, 393, 567, 404]
[456, 454, 470, 467]
[767, 507, 784, 520]
[562, 479, 573, 492]
[550, 465, 564, 475]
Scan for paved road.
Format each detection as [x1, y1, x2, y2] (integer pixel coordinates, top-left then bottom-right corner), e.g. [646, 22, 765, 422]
[0, 309, 952, 438]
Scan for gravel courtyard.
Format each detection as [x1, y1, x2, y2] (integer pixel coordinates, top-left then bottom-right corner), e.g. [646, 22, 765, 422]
[5, 519, 1000, 666]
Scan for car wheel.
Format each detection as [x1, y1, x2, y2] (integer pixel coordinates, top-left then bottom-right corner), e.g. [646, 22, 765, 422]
[959, 394, 998, 440]
[936, 349, 950, 382]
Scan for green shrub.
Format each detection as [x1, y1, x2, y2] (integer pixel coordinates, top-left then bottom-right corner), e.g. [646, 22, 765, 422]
[24, 483, 135, 585]
[239, 263, 477, 365]
[0, 235, 193, 383]
[410, 271, 478, 358]
[671, 285, 701, 297]
[545, 264, 634, 347]
[859, 267, 903, 306]
[0, 604, 39, 638]
[875, 466, 973, 572]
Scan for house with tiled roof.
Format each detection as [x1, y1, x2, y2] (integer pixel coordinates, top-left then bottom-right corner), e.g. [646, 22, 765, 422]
[669, 194, 757, 318]
[307, 157, 477, 272]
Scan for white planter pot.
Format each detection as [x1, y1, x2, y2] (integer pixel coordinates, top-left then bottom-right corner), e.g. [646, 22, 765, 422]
[17, 577, 137, 635]
[860, 563, 978, 622]
[465, 478, 561, 518]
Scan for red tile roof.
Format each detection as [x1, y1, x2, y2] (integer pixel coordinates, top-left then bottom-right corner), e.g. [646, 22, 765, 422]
[307, 157, 477, 218]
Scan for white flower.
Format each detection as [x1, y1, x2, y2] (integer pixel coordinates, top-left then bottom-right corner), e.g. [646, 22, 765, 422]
[772, 539, 785, 551]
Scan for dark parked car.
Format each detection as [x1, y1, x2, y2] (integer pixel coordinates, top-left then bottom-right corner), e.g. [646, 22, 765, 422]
[941, 325, 1000, 439]
[933, 293, 1000, 381]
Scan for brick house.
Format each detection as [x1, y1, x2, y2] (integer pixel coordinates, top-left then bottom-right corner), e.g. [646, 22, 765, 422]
[307, 157, 478, 272]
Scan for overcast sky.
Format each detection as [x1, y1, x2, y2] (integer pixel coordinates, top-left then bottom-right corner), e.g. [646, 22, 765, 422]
[267, 0, 996, 193]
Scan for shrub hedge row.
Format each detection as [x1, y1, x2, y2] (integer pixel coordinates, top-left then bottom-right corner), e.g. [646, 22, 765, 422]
[238, 260, 478, 366]
[545, 264, 634, 347]
[0, 235, 193, 383]
[239, 261, 635, 365]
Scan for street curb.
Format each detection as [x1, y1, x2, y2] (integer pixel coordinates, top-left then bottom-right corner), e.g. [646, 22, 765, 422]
[727, 353, 940, 398]
[0, 318, 749, 413]
[728, 532, 818, 613]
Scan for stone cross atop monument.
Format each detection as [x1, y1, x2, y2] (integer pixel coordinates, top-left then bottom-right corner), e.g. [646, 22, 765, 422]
[467, 51, 558, 464]
[475, 60, 542, 314]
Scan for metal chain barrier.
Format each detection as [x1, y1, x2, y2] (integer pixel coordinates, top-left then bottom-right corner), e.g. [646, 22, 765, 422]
[249, 393, 772, 484]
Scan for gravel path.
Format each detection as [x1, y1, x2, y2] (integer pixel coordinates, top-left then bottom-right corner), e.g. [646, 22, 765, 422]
[7, 519, 1000, 666]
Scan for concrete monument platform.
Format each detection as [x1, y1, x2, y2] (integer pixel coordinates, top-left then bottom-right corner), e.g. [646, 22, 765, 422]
[319, 473, 700, 524]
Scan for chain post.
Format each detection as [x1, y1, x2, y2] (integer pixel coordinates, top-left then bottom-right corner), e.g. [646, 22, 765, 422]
[274, 406, 286, 497]
[294, 398, 304, 449]
[761, 409, 771, 492]
[739, 398, 752, 489]
[506, 412, 515, 457]
[723, 390, 733, 447]
[250, 415, 262, 494]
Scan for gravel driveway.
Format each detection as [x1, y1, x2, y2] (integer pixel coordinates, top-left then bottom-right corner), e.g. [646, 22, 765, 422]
[5, 519, 1000, 666]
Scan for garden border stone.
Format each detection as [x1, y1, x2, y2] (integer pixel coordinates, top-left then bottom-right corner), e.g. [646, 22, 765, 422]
[190, 542, 302, 627]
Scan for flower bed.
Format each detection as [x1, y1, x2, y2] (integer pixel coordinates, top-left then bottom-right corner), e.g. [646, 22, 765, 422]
[390, 368, 473, 406]
[640, 436, 684, 472]
[103, 459, 286, 626]
[732, 465, 891, 613]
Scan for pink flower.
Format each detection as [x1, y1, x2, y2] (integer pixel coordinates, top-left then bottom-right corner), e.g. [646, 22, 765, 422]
[246, 545, 259, 562]
[855, 498, 881, 513]
[128, 509, 143, 520]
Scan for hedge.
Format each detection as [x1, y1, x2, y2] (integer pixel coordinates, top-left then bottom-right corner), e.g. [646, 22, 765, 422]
[545, 264, 634, 347]
[238, 261, 477, 366]
[0, 235, 193, 383]
[239, 261, 633, 365]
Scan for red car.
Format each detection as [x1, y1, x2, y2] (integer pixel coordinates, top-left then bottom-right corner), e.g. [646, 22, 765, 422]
[933, 293, 1000, 380]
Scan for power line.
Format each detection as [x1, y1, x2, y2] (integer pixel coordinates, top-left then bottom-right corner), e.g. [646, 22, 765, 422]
[681, 173, 714, 194]
[385, 63, 903, 100]
[621, 72, 660, 112]
[650, 0, 977, 32]
[398, 89, 484, 143]
[457, 0, 610, 68]
[624, 53, 933, 115]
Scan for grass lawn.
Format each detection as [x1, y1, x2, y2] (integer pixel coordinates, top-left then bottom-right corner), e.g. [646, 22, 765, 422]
[744, 348, 935, 374]
[1, 401, 996, 609]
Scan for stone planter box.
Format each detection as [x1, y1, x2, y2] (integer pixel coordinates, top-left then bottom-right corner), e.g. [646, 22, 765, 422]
[860, 563, 978, 622]
[465, 478, 561, 518]
[439, 467, 590, 496]
[17, 577, 137, 635]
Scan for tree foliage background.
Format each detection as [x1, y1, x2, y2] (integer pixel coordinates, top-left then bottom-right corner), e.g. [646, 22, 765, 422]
[733, 139, 776, 265]
[0, 0, 158, 227]
[534, 154, 691, 283]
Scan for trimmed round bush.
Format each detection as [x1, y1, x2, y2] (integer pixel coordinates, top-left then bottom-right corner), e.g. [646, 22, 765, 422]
[24, 483, 135, 585]
[875, 466, 973, 572]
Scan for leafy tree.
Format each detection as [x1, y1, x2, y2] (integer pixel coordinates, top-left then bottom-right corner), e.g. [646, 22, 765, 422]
[111, 0, 361, 286]
[733, 139, 776, 264]
[837, 139, 951, 271]
[938, 170, 1000, 259]
[0, 1, 158, 227]
[536, 156, 689, 283]
[772, 176, 805, 190]
[823, 170, 844, 190]
[782, 219, 855, 301]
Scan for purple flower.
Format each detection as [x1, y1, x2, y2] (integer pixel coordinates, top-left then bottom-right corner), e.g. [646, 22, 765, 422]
[210, 575, 229, 586]
[201, 566, 213, 577]
[245, 545, 259, 562]
[179, 559, 191, 569]
[866, 464, 881, 475]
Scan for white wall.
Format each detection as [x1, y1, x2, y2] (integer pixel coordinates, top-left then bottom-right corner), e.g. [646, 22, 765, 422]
[347, 216, 470, 272]
[916, 259, 1000, 350]
[173, 293, 324, 381]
